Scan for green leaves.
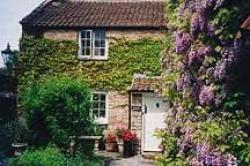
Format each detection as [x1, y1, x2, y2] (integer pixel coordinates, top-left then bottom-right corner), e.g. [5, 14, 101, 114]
[20, 76, 95, 151]
[18, 37, 162, 92]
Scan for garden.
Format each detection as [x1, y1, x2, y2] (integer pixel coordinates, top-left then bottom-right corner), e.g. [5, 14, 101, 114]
[0, 75, 139, 165]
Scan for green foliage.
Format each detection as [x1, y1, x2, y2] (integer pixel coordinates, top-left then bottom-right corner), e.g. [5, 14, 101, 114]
[10, 146, 66, 166]
[20, 76, 95, 151]
[18, 37, 163, 91]
[10, 145, 104, 166]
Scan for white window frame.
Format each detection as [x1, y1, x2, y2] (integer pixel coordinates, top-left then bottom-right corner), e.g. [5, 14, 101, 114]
[91, 91, 108, 124]
[78, 30, 108, 60]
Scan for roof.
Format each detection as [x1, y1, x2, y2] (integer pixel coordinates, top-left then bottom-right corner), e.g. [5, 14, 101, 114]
[128, 74, 162, 92]
[241, 16, 250, 30]
[20, 0, 166, 29]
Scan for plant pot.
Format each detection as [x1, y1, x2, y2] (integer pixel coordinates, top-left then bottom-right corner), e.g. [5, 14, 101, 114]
[116, 138, 124, 154]
[11, 143, 28, 157]
[123, 141, 134, 158]
[105, 142, 118, 152]
[118, 143, 124, 154]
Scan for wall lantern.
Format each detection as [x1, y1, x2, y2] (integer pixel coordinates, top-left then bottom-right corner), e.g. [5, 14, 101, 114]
[1, 43, 15, 70]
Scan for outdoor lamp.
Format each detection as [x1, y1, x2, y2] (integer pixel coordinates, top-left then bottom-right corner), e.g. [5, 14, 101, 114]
[1, 43, 15, 69]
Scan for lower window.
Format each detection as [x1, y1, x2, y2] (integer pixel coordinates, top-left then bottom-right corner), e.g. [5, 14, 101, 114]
[91, 91, 108, 124]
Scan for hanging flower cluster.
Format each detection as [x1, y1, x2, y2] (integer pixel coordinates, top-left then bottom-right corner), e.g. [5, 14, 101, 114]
[158, 0, 250, 165]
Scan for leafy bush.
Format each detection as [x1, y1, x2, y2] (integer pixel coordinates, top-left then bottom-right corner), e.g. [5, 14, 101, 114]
[10, 146, 104, 166]
[10, 146, 66, 166]
[20, 76, 95, 151]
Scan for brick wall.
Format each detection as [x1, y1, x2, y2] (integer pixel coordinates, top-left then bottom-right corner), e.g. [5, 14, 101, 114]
[43, 29, 165, 41]
[107, 91, 129, 129]
[43, 30, 78, 41]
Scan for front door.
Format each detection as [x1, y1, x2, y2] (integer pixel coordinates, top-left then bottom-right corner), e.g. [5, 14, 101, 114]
[143, 93, 168, 152]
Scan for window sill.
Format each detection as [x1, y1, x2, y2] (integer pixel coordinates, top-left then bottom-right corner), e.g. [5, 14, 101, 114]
[78, 56, 108, 61]
[95, 118, 108, 125]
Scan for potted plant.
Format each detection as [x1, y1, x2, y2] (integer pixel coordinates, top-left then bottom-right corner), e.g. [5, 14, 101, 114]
[122, 130, 137, 158]
[115, 127, 126, 154]
[6, 118, 29, 156]
[103, 130, 118, 152]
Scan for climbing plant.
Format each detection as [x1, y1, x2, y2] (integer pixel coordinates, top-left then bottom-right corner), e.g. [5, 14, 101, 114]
[157, 0, 250, 165]
[18, 37, 163, 92]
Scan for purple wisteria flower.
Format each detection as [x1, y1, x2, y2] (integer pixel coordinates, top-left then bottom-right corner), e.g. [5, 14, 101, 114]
[214, 59, 227, 81]
[199, 85, 215, 105]
[188, 46, 213, 65]
[190, 142, 237, 166]
[176, 72, 192, 91]
[175, 31, 191, 54]
[191, 13, 199, 37]
[207, 23, 216, 37]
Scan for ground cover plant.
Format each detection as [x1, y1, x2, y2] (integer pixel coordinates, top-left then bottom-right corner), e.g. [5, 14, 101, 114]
[157, 0, 250, 165]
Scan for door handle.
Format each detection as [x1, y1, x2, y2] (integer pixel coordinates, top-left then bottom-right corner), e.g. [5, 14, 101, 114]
[144, 105, 147, 114]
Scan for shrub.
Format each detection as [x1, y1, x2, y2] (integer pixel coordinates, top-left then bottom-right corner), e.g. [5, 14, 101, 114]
[10, 146, 104, 166]
[10, 146, 66, 166]
[20, 76, 96, 151]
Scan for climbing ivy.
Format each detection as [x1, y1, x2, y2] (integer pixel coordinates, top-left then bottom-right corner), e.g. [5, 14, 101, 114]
[18, 37, 163, 92]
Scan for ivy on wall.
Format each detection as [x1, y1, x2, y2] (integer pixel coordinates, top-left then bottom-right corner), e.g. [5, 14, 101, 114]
[18, 37, 163, 92]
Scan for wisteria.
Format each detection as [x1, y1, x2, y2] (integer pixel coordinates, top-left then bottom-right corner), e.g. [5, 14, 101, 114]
[190, 142, 237, 166]
[159, 0, 248, 165]
[199, 85, 215, 105]
[175, 31, 191, 54]
[188, 46, 213, 65]
[176, 72, 192, 91]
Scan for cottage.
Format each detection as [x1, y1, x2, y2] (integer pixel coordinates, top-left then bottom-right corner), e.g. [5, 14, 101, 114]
[20, 0, 168, 153]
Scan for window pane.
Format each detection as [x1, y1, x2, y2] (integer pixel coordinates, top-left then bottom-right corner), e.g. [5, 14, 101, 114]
[100, 102, 105, 110]
[100, 49, 105, 56]
[91, 92, 107, 119]
[85, 48, 90, 56]
[92, 101, 98, 109]
[101, 40, 105, 47]
[95, 40, 101, 47]
[80, 31, 92, 56]
[92, 109, 98, 117]
[100, 94, 106, 101]
[94, 30, 106, 57]
[93, 94, 99, 101]
[82, 31, 91, 38]
[100, 110, 105, 117]
[94, 48, 101, 56]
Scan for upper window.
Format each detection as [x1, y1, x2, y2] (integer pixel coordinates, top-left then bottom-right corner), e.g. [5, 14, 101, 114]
[91, 91, 108, 124]
[79, 30, 107, 60]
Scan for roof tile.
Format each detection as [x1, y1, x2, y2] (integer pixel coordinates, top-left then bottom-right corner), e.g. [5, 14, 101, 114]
[20, 0, 166, 29]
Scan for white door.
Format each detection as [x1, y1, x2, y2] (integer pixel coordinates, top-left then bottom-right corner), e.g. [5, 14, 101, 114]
[143, 93, 168, 152]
